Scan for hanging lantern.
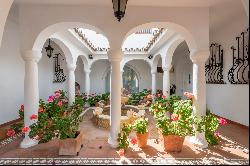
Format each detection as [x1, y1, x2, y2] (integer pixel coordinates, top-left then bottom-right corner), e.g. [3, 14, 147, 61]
[112, 0, 128, 22]
[45, 39, 54, 58]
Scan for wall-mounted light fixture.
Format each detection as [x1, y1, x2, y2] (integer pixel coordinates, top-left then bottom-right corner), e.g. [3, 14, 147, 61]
[45, 39, 54, 58]
[88, 54, 93, 59]
[112, 0, 128, 22]
[148, 54, 153, 59]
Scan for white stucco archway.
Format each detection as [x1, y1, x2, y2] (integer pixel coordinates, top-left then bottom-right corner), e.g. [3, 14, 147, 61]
[122, 22, 198, 52]
[32, 22, 109, 53]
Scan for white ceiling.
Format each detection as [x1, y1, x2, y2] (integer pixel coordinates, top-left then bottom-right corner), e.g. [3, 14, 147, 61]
[14, 0, 230, 7]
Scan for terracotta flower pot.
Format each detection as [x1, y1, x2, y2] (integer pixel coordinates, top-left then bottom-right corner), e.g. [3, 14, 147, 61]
[59, 131, 84, 156]
[163, 135, 185, 152]
[136, 132, 149, 148]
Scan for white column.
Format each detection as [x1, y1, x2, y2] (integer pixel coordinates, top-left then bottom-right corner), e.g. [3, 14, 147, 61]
[108, 50, 122, 148]
[20, 50, 41, 148]
[151, 70, 157, 97]
[67, 64, 76, 105]
[189, 50, 209, 148]
[84, 69, 91, 96]
[162, 66, 171, 97]
[121, 70, 124, 89]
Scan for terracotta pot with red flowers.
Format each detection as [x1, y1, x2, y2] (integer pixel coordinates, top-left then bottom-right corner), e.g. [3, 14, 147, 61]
[132, 118, 149, 148]
[27, 90, 85, 155]
[151, 95, 194, 152]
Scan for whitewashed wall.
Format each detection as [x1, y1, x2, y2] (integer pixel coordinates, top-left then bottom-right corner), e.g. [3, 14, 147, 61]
[208, 2, 249, 126]
[171, 42, 193, 97]
[39, 40, 68, 101]
[127, 60, 152, 91]
[75, 57, 85, 94]
[90, 60, 110, 94]
[0, 18, 24, 124]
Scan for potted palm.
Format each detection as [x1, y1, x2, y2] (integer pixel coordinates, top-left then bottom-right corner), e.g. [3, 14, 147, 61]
[132, 118, 149, 148]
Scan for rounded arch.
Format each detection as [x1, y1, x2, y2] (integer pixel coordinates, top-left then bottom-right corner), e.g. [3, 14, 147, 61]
[50, 38, 73, 65]
[32, 22, 109, 52]
[151, 54, 162, 72]
[76, 55, 90, 71]
[122, 22, 197, 52]
[90, 58, 109, 71]
[162, 37, 185, 68]
[121, 58, 151, 71]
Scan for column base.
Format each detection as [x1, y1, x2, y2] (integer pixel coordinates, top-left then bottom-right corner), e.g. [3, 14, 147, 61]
[20, 137, 38, 149]
[108, 136, 119, 148]
[189, 132, 208, 149]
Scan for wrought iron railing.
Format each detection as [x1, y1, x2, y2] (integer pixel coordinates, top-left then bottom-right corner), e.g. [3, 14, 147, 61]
[205, 43, 225, 84]
[228, 28, 249, 84]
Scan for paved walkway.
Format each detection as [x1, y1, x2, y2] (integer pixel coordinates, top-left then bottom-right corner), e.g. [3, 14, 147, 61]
[0, 108, 248, 164]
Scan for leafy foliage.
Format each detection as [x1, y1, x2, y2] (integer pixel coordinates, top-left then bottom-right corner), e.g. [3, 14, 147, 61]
[87, 93, 110, 106]
[127, 89, 151, 105]
[29, 90, 85, 143]
[132, 118, 148, 134]
[117, 124, 133, 150]
[195, 109, 220, 145]
[152, 98, 195, 136]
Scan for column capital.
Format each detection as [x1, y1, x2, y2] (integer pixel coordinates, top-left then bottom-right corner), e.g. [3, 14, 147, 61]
[67, 64, 76, 71]
[190, 50, 210, 63]
[162, 65, 172, 72]
[84, 69, 91, 73]
[151, 70, 157, 74]
[21, 50, 42, 62]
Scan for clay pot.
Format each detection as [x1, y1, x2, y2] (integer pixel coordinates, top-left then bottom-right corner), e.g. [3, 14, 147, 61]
[136, 132, 149, 148]
[163, 135, 185, 152]
[59, 131, 84, 156]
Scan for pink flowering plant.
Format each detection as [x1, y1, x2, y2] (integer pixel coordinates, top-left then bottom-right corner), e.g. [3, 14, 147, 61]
[29, 90, 85, 143]
[195, 109, 227, 145]
[152, 98, 195, 137]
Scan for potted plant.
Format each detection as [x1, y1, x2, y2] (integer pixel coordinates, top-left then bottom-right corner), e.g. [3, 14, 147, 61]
[132, 118, 149, 148]
[29, 90, 85, 156]
[151, 95, 194, 152]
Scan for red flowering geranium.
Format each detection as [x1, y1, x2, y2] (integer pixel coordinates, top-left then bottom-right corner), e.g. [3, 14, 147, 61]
[38, 107, 45, 113]
[130, 138, 137, 146]
[118, 149, 125, 156]
[218, 118, 228, 125]
[171, 114, 179, 121]
[184, 92, 194, 99]
[20, 104, 24, 112]
[57, 101, 63, 107]
[22, 126, 30, 133]
[30, 114, 38, 120]
[7, 129, 15, 137]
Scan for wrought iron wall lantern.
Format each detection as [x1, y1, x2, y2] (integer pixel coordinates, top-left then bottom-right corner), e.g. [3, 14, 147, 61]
[205, 43, 225, 84]
[112, 0, 128, 22]
[228, 28, 249, 84]
[45, 39, 54, 58]
[88, 54, 93, 59]
[148, 54, 153, 59]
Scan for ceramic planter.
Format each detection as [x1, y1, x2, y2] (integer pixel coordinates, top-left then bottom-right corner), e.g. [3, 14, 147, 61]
[59, 131, 84, 156]
[136, 132, 149, 148]
[163, 135, 185, 152]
